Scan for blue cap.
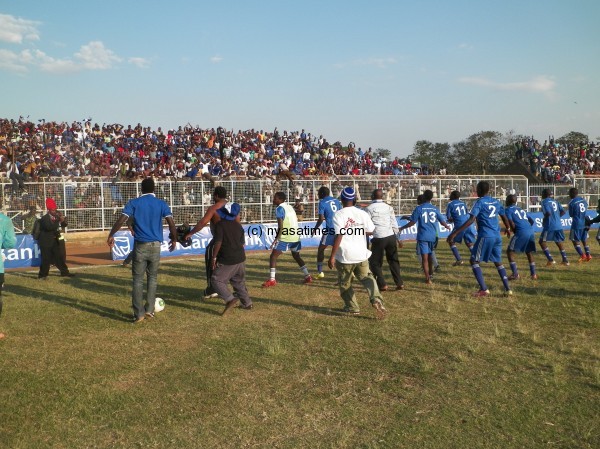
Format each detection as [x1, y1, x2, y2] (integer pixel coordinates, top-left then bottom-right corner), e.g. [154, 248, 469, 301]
[341, 187, 356, 201]
[217, 202, 241, 221]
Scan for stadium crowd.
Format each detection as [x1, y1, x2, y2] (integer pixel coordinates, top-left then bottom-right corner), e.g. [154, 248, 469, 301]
[0, 117, 419, 189]
[515, 136, 600, 183]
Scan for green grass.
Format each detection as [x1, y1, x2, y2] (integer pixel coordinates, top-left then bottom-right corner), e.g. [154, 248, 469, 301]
[1, 245, 599, 448]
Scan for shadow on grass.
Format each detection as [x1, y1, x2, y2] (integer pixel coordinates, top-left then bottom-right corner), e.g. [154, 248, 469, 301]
[251, 295, 376, 320]
[8, 281, 131, 322]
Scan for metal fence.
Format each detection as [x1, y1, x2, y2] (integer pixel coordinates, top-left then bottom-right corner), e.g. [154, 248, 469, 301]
[2, 175, 535, 233]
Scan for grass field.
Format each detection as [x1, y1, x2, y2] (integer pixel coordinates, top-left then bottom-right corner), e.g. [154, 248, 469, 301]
[1, 245, 599, 449]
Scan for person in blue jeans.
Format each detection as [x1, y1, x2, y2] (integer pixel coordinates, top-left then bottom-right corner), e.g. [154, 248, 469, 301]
[107, 178, 177, 323]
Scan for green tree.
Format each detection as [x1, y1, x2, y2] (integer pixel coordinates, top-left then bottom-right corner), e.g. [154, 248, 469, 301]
[452, 131, 513, 174]
[373, 148, 391, 159]
[409, 140, 451, 171]
[556, 131, 589, 146]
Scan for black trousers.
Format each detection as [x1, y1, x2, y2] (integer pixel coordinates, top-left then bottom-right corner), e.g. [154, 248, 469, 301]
[204, 239, 216, 295]
[0, 272, 4, 317]
[39, 242, 69, 278]
[369, 235, 403, 288]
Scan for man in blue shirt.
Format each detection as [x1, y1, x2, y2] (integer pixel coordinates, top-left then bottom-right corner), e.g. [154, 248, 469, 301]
[505, 194, 538, 280]
[398, 190, 450, 285]
[568, 187, 591, 262]
[108, 178, 178, 323]
[312, 186, 342, 278]
[538, 188, 569, 266]
[448, 181, 512, 297]
[446, 190, 476, 266]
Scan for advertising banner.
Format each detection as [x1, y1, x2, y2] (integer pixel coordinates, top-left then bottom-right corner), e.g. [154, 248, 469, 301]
[3, 211, 598, 268]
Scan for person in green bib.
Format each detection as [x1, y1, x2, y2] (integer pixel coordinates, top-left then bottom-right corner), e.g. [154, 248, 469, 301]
[263, 192, 313, 287]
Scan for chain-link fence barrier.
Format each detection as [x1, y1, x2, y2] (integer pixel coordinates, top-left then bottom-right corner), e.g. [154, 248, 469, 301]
[4, 175, 597, 234]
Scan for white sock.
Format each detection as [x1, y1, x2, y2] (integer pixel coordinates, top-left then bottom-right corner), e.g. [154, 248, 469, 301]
[270, 268, 276, 280]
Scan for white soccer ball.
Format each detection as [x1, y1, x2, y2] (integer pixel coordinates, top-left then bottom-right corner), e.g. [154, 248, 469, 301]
[155, 297, 165, 313]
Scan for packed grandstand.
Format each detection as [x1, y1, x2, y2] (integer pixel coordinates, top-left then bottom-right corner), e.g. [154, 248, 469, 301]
[2, 117, 598, 187]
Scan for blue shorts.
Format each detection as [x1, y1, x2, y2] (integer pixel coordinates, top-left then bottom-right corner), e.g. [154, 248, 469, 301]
[471, 236, 502, 263]
[569, 228, 588, 242]
[320, 233, 335, 247]
[275, 240, 302, 252]
[540, 230, 565, 243]
[417, 240, 435, 255]
[453, 227, 476, 245]
[508, 233, 536, 254]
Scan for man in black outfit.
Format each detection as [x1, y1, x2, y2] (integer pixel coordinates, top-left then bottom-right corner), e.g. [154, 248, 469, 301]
[210, 202, 252, 315]
[365, 189, 404, 291]
[38, 198, 74, 279]
[185, 187, 228, 300]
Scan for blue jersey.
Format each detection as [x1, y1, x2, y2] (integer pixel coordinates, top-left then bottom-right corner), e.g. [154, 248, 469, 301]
[122, 193, 173, 243]
[568, 196, 588, 230]
[446, 199, 470, 228]
[506, 205, 534, 236]
[541, 198, 564, 231]
[318, 196, 342, 230]
[410, 203, 445, 242]
[469, 196, 504, 238]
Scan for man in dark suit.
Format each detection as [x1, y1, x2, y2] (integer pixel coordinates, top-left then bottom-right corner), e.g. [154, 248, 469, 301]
[37, 198, 74, 280]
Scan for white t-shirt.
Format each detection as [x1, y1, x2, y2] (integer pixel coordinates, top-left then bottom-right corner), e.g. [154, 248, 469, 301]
[333, 206, 374, 264]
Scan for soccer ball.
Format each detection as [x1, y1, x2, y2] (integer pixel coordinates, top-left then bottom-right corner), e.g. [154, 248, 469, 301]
[155, 297, 165, 313]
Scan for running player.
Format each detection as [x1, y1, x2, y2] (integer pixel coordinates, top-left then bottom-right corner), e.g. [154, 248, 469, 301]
[568, 187, 591, 262]
[505, 194, 538, 280]
[446, 190, 476, 266]
[538, 188, 569, 266]
[263, 192, 313, 287]
[312, 186, 342, 278]
[398, 190, 450, 284]
[447, 181, 512, 297]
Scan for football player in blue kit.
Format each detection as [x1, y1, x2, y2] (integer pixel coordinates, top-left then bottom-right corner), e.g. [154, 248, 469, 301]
[538, 188, 569, 266]
[567, 187, 591, 262]
[398, 190, 450, 285]
[446, 190, 476, 266]
[505, 194, 538, 280]
[447, 181, 513, 297]
[312, 186, 342, 278]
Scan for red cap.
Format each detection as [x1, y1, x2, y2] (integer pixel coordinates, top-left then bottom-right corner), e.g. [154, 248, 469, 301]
[46, 198, 57, 211]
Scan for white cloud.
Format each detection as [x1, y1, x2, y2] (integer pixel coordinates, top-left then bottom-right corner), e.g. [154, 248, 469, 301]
[210, 55, 223, 63]
[334, 57, 398, 69]
[0, 49, 29, 73]
[128, 57, 151, 69]
[75, 41, 121, 69]
[458, 75, 556, 93]
[0, 40, 124, 74]
[0, 13, 40, 44]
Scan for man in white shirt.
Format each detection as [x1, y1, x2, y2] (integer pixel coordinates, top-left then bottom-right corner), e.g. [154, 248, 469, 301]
[328, 187, 387, 319]
[366, 189, 404, 291]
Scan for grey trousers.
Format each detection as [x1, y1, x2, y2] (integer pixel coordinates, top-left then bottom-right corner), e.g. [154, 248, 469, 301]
[211, 262, 252, 307]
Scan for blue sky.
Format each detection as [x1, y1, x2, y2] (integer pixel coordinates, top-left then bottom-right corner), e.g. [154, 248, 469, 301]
[1, 0, 599, 157]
